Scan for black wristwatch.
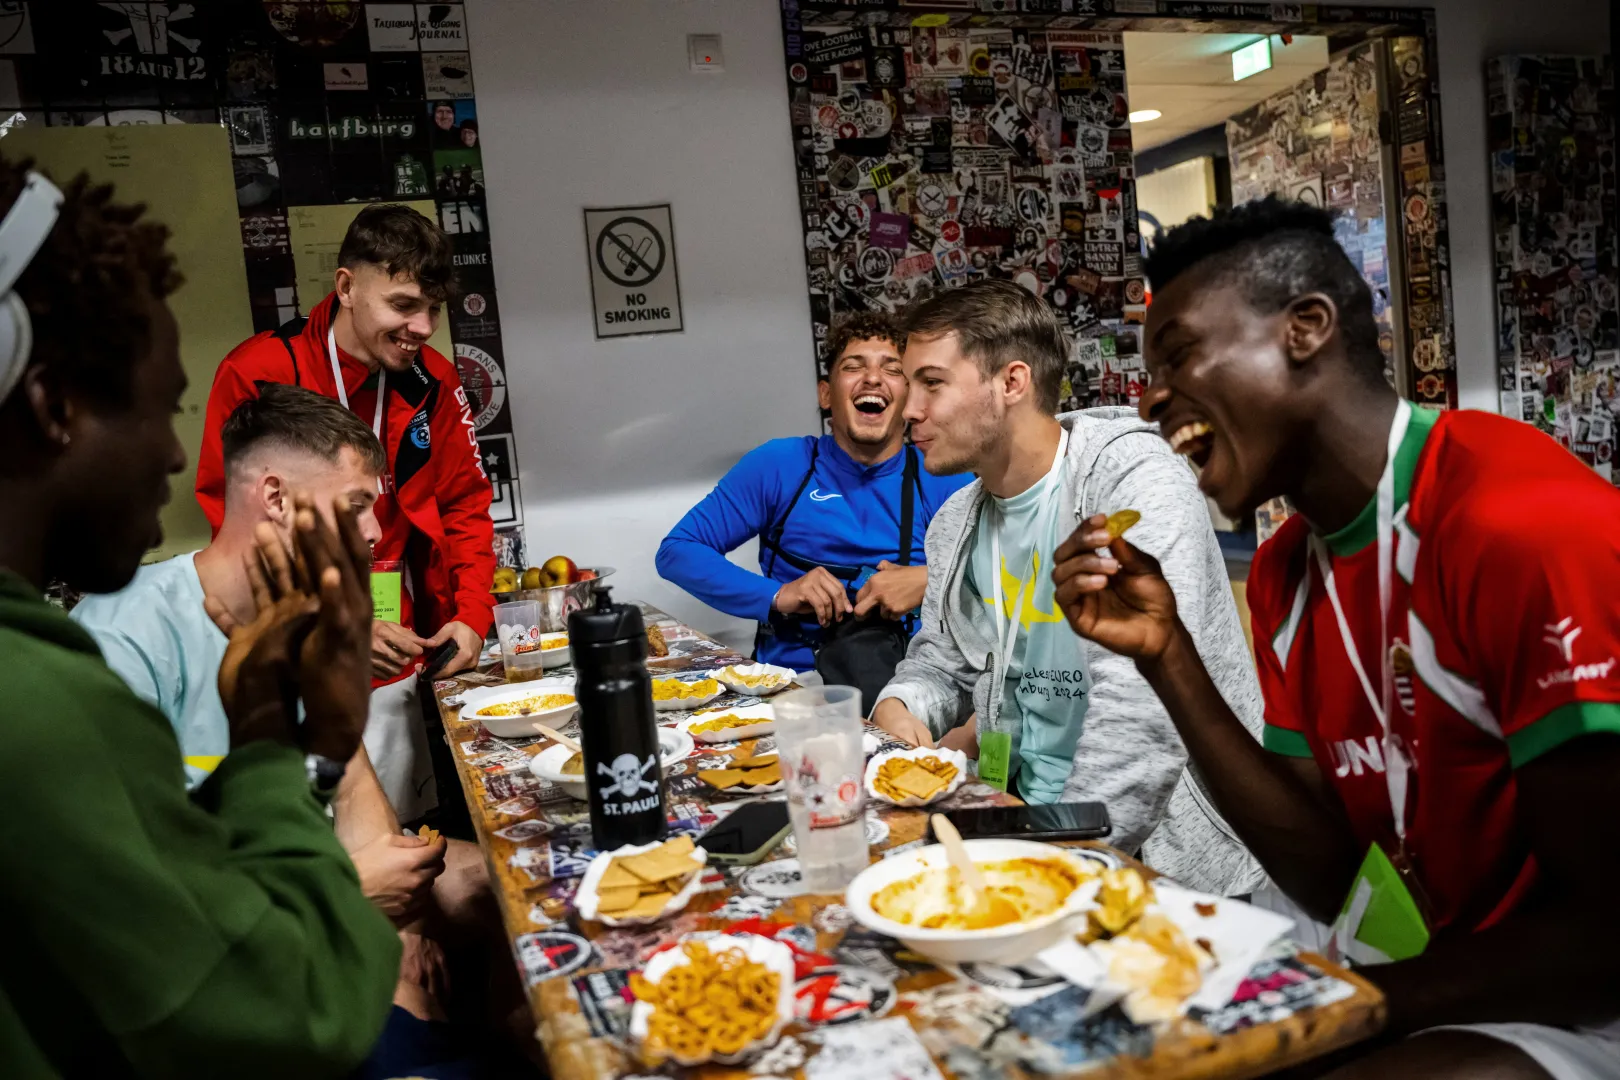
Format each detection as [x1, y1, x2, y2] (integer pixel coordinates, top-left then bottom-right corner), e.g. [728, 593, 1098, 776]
[304, 752, 347, 800]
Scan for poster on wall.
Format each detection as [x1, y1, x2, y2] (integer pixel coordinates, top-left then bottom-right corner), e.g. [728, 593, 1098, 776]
[1488, 54, 1619, 483]
[583, 203, 685, 338]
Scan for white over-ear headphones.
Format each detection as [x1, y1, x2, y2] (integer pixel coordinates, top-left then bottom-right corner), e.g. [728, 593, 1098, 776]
[0, 171, 65, 406]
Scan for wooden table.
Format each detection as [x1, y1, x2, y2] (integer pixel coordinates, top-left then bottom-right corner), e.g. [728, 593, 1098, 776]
[433, 604, 1385, 1079]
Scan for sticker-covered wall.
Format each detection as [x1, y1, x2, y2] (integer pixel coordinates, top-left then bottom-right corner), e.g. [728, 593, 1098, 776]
[0, 0, 525, 564]
[1488, 55, 1618, 482]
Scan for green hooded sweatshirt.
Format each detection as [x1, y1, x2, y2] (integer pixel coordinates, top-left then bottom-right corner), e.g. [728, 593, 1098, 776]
[0, 571, 400, 1077]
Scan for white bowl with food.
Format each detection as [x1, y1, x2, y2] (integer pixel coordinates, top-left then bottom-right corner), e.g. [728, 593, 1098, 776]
[650, 674, 726, 712]
[678, 703, 775, 744]
[458, 679, 578, 738]
[539, 633, 571, 669]
[629, 933, 795, 1066]
[864, 745, 968, 807]
[845, 838, 1105, 964]
[714, 662, 796, 697]
[575, 838, 708, 927]
[531, 727, 695, 800]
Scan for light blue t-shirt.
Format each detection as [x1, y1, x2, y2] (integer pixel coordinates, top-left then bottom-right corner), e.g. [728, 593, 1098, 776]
[72, 553, 228, 790]
[966, 435, 1092, 803]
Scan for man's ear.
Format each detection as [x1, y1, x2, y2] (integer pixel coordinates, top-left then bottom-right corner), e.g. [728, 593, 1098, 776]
[333, 266, 356, 309]
[817, 377, 832, 412]
[1000, 358, 1034, 406]
[259, 472, 288, 524]
[1284, 293, 1338, 368]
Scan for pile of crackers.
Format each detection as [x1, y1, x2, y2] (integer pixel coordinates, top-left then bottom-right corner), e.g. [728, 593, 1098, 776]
[697, 741, 781, 791]
[689, 713, 765, 736]
[632, 939, 781, 1065]
[872, 754, 958, 803]
[594, 836, 704, 921]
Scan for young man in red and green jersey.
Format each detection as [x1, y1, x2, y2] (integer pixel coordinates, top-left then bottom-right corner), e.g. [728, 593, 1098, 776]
[1051, 196, 1620, 1079]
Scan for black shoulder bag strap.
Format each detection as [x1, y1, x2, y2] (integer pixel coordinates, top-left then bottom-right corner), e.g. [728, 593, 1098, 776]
[272, 314, 308, 387]
[897, 445, 919, 567]
[761, 438, 820, 581]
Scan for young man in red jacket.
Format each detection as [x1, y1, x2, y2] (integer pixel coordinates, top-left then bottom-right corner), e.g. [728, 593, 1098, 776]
[197, 204, 495, 820]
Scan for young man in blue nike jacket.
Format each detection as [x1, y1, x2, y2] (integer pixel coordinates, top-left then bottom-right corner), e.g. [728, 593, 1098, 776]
[657, 313, 970, 672]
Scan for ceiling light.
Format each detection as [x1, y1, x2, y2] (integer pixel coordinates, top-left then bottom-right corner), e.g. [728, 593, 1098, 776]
[1232, 37, 1272, 81]
[1129, 109, 1162, 123]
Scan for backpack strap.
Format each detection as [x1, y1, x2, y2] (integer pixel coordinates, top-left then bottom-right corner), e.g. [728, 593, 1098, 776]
[272, 314, 308, 387]
[897, 445, 919, 568]
[760, 438, 820, 581]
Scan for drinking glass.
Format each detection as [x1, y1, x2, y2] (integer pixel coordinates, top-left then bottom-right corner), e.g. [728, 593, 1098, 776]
[773, 685, 869, 891]
[494, 600, 545, 683]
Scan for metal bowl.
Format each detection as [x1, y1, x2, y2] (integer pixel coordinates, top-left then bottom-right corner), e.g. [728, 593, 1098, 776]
[499, 566, 616, 632]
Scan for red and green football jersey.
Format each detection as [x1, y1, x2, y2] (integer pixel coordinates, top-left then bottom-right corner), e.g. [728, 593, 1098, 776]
[1248, 403, 1620, 935]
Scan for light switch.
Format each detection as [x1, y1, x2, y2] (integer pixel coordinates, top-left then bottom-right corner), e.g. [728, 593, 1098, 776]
[688, 34, 723, 74]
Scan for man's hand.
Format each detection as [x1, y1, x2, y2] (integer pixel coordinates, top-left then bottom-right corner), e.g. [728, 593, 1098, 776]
[372, 620, 429, 679]
[939, 712, 978, 758]
[1052, 513, 1181, 664]
[208, 586, 317, 751]
[773, 566, 853, 627]
[351, 831, 447, 923]
[854, 561, 928, 620]
[422, 620, 483, 676]
[872, 698, 936, 748]
[397, 929, 450, 1002]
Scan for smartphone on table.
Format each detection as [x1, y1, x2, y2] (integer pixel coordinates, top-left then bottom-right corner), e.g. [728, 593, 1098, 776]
[697, 801, 793, 866]
[930, 802, 1111, 844]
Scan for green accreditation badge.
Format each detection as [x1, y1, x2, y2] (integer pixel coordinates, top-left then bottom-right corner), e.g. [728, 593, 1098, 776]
[371, 568, 403, 625]
[1331, 843, 1430, 965]
[978, 729, 1013, 792]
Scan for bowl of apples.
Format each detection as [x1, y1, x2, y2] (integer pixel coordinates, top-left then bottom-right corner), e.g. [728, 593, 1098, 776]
[503, 556, 615, 632]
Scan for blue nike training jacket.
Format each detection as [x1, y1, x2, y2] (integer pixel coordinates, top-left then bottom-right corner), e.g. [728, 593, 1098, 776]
[656, 435, 972, 671]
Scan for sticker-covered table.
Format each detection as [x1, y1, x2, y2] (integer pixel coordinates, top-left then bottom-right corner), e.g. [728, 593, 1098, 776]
[435, 604, 1385, 1079]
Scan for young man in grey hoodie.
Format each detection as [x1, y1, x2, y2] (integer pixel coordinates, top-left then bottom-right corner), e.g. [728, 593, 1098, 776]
[871, 279, 1264, 895]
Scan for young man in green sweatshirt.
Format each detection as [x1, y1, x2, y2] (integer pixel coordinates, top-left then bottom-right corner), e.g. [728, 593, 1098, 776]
[0, 162, 401, 1076]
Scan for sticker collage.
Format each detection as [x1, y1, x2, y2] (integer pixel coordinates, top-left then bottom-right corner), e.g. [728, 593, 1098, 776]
[0, 0, 527, 555]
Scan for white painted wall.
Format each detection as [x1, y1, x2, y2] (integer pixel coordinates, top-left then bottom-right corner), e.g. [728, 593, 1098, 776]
[465, 0, 1610, 647]
[466, 0, 818, 653]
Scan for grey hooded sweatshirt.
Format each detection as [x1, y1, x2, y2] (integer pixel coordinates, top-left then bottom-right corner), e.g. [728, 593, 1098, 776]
[874, 408, 1267, 896]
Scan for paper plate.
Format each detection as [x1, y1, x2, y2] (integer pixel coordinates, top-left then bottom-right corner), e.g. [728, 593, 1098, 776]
[575, 840, 708, 927]
[629, 933, 795, 1066]
[714, 662, 796, 697]
[651, 674, 726, 712]
[678, 703, 776, 744]
[530, 727, 695, 800]
[864, 745, 969, 807]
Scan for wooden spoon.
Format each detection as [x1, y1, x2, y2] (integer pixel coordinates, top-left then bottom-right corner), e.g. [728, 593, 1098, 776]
[532, 722, 582, 754]
[931, 813, 1022, 929]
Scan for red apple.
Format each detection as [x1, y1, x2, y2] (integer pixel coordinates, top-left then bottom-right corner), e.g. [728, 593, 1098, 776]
[538, 555, 578, 588]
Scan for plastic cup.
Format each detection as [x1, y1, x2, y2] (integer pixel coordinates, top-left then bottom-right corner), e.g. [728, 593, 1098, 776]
[773, 685, 869, 892]
[494, 600, 546, 683]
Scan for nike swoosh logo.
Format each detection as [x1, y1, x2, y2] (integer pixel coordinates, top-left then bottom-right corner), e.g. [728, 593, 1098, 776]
[807, 489, 842, 502]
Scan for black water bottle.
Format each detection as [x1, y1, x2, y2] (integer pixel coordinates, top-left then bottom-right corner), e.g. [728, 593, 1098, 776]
[568, 588, 667, 849]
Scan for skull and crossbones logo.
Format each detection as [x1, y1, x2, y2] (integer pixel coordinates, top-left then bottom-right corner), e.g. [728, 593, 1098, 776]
[597, 753, 658, 800]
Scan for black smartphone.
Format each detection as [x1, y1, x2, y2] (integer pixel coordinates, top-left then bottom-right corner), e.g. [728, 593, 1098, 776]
[696, 801, 793, 865]
[424, 640, 459, 677]
[932, 802, 1111, 843]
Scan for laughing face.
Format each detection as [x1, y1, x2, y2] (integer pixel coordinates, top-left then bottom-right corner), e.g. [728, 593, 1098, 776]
[335, 262, 442, 374]
[819, 335, 909, 452]
[1139, 270, 1305, 520]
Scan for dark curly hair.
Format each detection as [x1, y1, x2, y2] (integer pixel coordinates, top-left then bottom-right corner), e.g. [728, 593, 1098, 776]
[339, 202, 455, 302]
[1143, 195, 1383, 383]
[822, 311, 906, 377]
[2, 157, 182, 409]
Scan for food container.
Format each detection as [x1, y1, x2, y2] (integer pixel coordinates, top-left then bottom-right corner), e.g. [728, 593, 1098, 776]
[713, 662, 796, 697]
[629, 933, 795, 1066]
[530, 727, 694, 800]
[845, 838, 1105, 965]
[863, 745, 969, 807]
[574, 840, 709, 927]
[508, 567, 616, 633]
[459, 678, 578, 737]
[650, 674, 725, 713]
[540, 633, 572, 670]
[677, 703, 775, 744]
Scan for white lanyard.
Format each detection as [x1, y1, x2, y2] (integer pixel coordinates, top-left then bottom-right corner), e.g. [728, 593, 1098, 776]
[327, 325, 386, 438]
[988, 428, 1069, 704]
[1309, 401, 1411, 842]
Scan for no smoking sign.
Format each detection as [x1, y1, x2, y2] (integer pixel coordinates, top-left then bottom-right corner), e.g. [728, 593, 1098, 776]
[584, 203, 684, 338]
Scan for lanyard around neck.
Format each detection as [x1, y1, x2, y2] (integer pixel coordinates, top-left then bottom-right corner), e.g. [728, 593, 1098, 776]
[327, 324, 386, 439]
[988, 427, 1069, 699]
[1309, 400, 1412, 842]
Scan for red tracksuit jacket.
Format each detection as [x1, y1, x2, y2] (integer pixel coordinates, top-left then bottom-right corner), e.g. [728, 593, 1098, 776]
[196, 294, 497, 679]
